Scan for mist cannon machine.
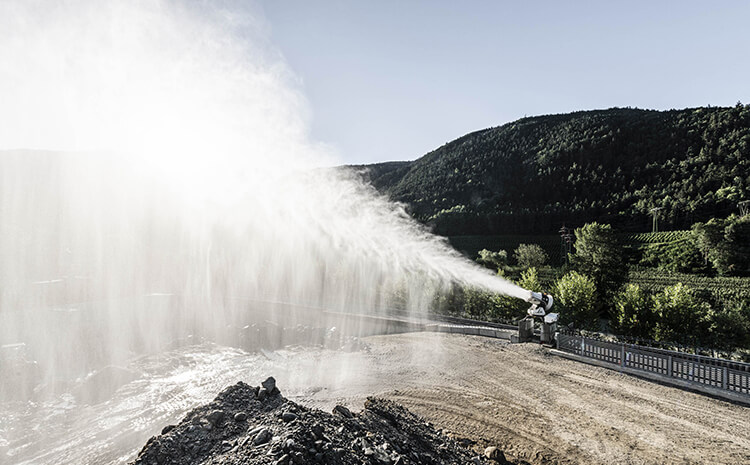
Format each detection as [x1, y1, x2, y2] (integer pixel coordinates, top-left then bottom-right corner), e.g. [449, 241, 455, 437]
[518, 290, 558, 344]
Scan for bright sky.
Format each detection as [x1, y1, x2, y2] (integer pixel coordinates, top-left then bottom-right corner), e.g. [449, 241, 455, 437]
[260, 0, 750, 165]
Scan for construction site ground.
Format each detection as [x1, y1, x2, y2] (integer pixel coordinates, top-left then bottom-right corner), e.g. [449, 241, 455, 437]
[278, 332, 750, 465]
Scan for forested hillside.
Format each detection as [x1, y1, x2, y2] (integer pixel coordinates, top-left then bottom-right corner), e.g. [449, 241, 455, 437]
[355, 105, 750, 235]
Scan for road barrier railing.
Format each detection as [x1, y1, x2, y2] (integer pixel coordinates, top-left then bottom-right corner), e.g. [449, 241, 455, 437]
[557, 332, 750, 397]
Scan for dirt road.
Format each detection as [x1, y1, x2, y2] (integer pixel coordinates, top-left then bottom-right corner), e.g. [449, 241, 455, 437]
[7, 331, 745, 465]
[284, 332, 750, 465]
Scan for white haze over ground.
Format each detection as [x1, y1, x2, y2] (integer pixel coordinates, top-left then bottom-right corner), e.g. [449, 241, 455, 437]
[0, 1, 528, 463]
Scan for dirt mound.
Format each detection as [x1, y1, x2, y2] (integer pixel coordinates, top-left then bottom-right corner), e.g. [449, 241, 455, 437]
[130, 377, 505, 465]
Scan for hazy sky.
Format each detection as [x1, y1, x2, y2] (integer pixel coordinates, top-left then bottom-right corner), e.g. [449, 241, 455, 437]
[260, 1, 750, 165]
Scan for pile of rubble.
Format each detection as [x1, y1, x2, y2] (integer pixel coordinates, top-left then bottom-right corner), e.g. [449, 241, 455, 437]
[131, 377, 510, 465]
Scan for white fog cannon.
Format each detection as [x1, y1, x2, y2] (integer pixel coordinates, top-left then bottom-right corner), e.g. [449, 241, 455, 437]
[517, 290, 558, 344]
[526, 291, 554, 319]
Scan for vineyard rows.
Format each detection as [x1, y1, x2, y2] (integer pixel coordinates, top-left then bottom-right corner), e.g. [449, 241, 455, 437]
[629, 268, 750, 304]
[620, 230, 692, 244]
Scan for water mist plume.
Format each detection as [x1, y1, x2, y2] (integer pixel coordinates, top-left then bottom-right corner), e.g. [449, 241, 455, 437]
[0, 0, 527, 392]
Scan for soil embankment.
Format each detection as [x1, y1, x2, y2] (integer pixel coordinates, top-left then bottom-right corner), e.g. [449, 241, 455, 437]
[130, 377, 496, 465]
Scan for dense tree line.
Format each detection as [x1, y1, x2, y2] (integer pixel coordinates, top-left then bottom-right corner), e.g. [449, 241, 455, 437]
[439, 221, 750, 358]
[355, 104, 750, 235]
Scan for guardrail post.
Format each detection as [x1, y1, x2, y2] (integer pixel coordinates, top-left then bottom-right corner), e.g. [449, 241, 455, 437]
[620, 343, 625, 369]
[667, 355, 673, 378]
[722, 366, 728, 390]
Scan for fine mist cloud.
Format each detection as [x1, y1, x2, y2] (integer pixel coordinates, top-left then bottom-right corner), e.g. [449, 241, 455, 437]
[0, 0, 527, 388]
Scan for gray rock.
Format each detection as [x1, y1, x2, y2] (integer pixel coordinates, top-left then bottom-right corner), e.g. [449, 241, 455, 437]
[161, 424, 175, 435]
[354, 437, 371, 450]
[257, 388, 268, 401]
[484, 446, 506, 462]
[234, 412, 247, 422]
[206, 410, 225, 426]
[252, 428, 272, 446]
[332, 405, 353, 418]
[281, 412, 298, 422]
[283, 438, 296, 451]
[261, 376, 276, 392]
[312, 423, 325, 439]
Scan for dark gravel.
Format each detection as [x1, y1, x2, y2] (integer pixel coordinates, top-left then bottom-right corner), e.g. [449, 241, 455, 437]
[130, 377, 504, 465]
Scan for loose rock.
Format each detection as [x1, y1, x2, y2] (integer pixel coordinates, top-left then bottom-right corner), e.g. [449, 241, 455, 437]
[281, 412, 298, 422]
[252, 428, 272, 446]
[261, 376, 276, 393]
[332, 404, 353, 418]
[484, 445, 507, 462]
[130, 379, 496, 465]
[206, 410, 225, 426]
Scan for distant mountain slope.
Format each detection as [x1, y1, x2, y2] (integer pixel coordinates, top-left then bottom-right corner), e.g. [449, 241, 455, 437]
[356, 105, 750, 235]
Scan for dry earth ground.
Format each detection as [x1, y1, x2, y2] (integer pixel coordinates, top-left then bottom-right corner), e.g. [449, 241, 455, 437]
[284, 332, 750, 465]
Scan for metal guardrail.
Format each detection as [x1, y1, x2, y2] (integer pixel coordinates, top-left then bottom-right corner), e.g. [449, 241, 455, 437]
[557, 332, 750, 396]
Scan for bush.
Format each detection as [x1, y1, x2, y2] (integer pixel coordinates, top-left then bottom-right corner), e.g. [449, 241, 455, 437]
[513, 243, 549, 268]
[476, 249, 508, 270]
[517, 267, 542, 294]
[652, 283, 711, 343]
[553, 271, 598, 329]
[570, 223, 626, 309]
[706, 299, 750, 351]
[462, 288, 493, 320]
[612, 284, 654, 339]
[693, 215, 750, 276]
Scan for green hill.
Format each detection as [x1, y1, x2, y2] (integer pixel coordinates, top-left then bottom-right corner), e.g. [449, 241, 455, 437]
[355, 105, 750, 235]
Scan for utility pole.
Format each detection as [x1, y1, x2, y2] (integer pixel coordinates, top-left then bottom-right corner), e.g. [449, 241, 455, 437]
[559, 225, 573, 265]
[650, 207, 663, 233]
[739, 200, 750, 217]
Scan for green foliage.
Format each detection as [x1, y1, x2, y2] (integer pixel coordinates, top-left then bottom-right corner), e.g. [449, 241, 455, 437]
[639, 237, 708, 274]
[517, 267, 542, 293]
[461, 287, 493, 320]
[693, 215, 750, 276]
[622, 231, 692, 244]
[553, 271, 598, 329]
[706, 300, 750, 351]
[476, 249, 508, 270]
[449, 235, 561, 264]
[722, 215, 750, 276]
[693, 218, 731, 274]
[628, 268, 750, 310]
[513, 243, 549, 268]
[652, 283, 711, 343]
[359, 105, 750, 235]
[569, 223, 626, 307]
[611, 284, 654, 339]
[488, 292, 526, 322]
